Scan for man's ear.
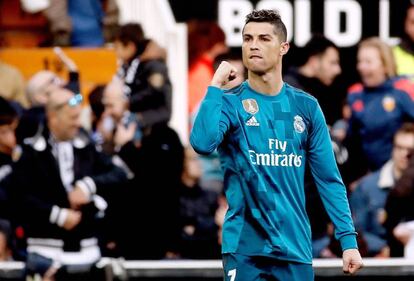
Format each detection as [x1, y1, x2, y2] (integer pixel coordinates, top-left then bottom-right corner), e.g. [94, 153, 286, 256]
[280, 41, 290, 56]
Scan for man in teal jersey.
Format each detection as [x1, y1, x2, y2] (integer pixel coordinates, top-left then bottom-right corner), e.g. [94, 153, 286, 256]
[190, 9, 363, 281]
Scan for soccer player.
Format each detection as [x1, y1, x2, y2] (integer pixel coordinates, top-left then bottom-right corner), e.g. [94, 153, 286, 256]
[190, 9, 363, 281]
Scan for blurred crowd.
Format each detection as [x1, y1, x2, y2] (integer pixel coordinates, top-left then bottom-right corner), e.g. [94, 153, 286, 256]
[1, 0, 414, 280]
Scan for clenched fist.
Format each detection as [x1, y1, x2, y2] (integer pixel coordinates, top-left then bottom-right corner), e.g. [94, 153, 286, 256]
[211, 61, 239, 88]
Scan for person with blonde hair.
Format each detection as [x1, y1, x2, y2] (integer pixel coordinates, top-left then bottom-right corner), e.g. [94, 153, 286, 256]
[347, 37, 414, 173]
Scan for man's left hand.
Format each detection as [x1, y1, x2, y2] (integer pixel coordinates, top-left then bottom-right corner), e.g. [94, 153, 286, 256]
[342, 248, 363, 275]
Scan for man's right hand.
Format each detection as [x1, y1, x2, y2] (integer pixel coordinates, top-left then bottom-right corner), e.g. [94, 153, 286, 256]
[342, 248, 363, 275]
[63, 209, 82, 230]
[211, 61, 239, 88]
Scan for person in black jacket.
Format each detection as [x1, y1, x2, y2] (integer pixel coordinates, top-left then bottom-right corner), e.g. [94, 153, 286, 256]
[283, 34, 343, 127]
[0, 97, 19, 261]
[384, 148, 414, 257]
[114, 23, 171, 129]
[102, 78, 184, 259]
[11, 87, 127, 280]
[177, 147, 220, 259]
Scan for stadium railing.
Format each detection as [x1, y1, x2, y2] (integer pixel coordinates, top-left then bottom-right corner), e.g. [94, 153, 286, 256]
[2, 258, 414, 280]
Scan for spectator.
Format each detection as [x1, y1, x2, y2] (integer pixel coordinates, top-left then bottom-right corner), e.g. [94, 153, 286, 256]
[393, 2, 414, 79]
[284, 34, 343, 126]
[100, 78, 140, 154]
[0, 97, 25, 261]
[68, 0, 105, 47]
[11, 87, 127, 280]
[41, 0, 72, 46]
[347, 37, 414, 172]
[350, 123, 414, 257]
[0, 96, 19, 234]
[102, 78, 184, 259]
[384, 138, 414, 257]
[0, 96, 19, 203]
[188, 20, 228, 118]
[114, 23, 171, 129]
[177, 147, 220, 259]
[41, 0, 118, 46]
[0, 96, 18, 170]
[0, 59, 27, 108]
[16, 47, 80, 143]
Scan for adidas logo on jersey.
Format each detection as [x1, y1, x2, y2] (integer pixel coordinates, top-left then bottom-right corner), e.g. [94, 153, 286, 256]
[246, 116, 260, 126]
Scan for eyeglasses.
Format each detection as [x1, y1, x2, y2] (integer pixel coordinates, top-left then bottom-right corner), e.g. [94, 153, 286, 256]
[54, 94, 83, 110]
[68, 94, 83, 106]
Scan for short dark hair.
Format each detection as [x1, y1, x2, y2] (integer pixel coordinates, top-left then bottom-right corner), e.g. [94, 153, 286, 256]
[188, 20, 226, 67]
[407, 1, 414, 17]
[244, 9, 287, 42]
[0, 96, 17, 126]
[394, 122, 414, 144]
[302, 34, 338, 63]
[114, 23, 148, 55]
[88, 85, 105, 122]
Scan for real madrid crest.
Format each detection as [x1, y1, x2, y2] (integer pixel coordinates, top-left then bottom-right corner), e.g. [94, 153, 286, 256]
[382, 96, 396, 112]
[242, 99, 259, 114]
[293, 115, 305, 133]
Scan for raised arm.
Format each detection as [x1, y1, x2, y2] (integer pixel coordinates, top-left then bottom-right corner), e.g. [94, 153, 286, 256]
[190, 61, 238, 155]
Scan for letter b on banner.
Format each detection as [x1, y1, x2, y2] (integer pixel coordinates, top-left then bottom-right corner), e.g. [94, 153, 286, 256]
[219, 0, 253, 47]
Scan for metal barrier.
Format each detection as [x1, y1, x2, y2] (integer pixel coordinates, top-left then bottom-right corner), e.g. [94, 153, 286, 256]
[2, 258, 414, 280]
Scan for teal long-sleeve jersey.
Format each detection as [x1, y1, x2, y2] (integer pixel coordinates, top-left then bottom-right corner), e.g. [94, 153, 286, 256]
[190, 81, 357, 264]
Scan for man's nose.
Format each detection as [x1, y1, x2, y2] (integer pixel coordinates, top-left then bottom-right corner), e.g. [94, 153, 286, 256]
[250, 39, 259, 50]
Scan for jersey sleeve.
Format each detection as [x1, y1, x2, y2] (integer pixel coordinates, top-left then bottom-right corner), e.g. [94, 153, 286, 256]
[190, 86, 232, 155]
[307, 102, 358, 251]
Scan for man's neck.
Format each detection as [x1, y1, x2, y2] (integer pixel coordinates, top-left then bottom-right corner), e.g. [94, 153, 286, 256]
[49, 130, 68, 143]
[248, 69, 283, 95]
